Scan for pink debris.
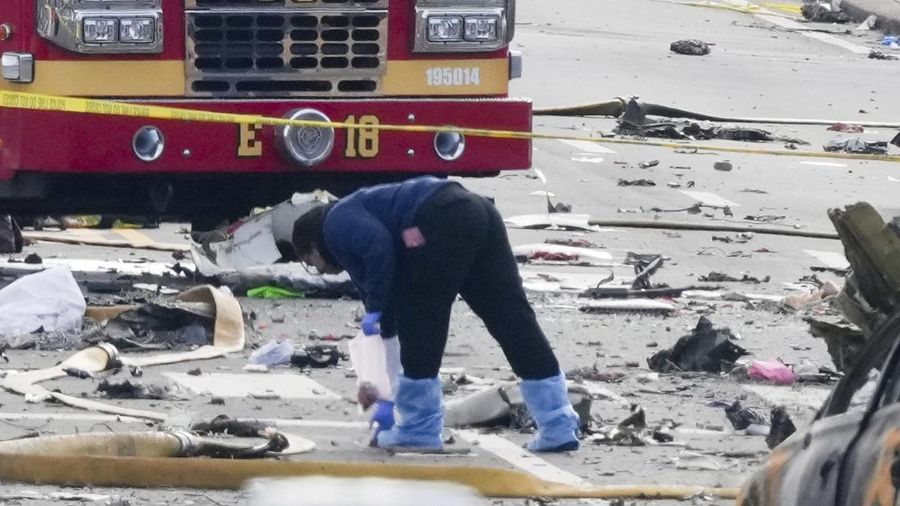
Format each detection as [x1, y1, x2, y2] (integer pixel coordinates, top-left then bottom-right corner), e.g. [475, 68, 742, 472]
[748, 360, 796, 385]
[827, 123, 864, 133]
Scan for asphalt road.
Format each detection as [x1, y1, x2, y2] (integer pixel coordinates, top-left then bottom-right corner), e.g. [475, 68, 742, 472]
[2, 0, 899, 505]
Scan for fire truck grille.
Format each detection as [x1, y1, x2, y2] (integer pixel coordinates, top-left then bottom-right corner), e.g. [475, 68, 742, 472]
[186, 10, 387, 97]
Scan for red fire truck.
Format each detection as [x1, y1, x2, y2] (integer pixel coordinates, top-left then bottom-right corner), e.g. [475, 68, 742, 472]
[0, 0, 530, 227]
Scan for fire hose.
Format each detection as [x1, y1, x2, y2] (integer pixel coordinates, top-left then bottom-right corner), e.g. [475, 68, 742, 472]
[0, 431, 740, 500]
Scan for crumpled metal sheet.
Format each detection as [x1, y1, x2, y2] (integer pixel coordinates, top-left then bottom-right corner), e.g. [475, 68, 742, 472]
[189, 191, 357, 297]
[648, 316, 748, 373]
[824, 138, 888, 155]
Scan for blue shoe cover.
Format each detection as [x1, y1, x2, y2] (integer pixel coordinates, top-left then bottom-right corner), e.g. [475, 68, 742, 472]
[520, 372, 581, 452]
[375, 375, 443, 449]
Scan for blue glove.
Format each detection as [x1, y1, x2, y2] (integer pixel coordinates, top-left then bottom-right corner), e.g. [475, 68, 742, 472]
[369, 399, 395, 436]
[361, 311, 383, 336]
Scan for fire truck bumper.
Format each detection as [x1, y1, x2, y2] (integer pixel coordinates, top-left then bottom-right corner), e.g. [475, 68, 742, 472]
[0, 98, 532, 179]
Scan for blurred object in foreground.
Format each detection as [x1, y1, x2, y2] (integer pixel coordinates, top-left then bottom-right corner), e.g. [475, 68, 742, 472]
[245, 477, 487, 506]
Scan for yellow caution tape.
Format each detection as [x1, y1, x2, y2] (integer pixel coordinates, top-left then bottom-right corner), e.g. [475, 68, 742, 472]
[2, 89, 899, 163]
[763, 2, 802, 15]
[683, 1, 801, 16]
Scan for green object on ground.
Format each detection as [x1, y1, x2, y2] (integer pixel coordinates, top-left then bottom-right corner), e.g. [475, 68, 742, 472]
[246, 286, 305, 299]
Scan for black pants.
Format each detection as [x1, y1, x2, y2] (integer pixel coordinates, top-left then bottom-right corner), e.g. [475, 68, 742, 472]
[392, 184, 560, 380]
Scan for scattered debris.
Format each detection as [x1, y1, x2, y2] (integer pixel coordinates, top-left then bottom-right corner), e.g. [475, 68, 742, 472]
[766, 406, 796, 449]
[748, 360, 796, 385]
[824, 138, 888, 155]
[713, 161, 733, 172]
[628, 252, 664, 290]
[247, 285, 306, 299]
[618, 179, 656, 187]
[782, 280, 840, 310]
[743, 215, 786, 223]
[544, 238, 601, 248]
[801, 0, 850, 22]
[528, 251, 580, 262]
[96, 379, 190, 400]
[587, 408, 675, 446]
[827, 123, 864, 133]
[699, 272, 770, 284]
[712, 232, 755, 244]
[648, 317, 748, 373]
[290, 344, 343, 368]
[665, 181, 695, 189]
[513, 244, 613, 264]
[675, 450, 722, 470]
[445, 383, 591, 432]
[0, 268, 86, 340]
[0, 216, 23, 254]
[580, 285, 721, 299]
[249, 339, 296, 367]
[670, 39, 711, 56]
[547, 200, 573, 214]
[723, 400, 767, 431]
[567, 365, 626, 383]
[63, 367, 95, 379]
[868, 50, 899, 61]
[857, 14, 877, 30]
[83, 296, 216, 351]
[805, 318, 866, 372]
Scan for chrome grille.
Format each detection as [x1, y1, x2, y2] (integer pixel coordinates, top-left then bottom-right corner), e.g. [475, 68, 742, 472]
[186, 10, 388, 97]
[186, 0, 387, 8]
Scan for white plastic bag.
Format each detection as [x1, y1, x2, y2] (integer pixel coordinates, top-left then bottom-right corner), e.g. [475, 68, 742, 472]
[347, 331, 393, 404]
[248, 338, 295, 366]
[0, 267, 86, 336]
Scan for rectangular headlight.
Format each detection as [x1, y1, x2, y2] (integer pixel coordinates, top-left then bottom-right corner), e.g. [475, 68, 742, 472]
[464, 16, 499, 42]
[120, 17, 155, 43]
[427, 16, 463, 42]
[83, 18, 118, 43]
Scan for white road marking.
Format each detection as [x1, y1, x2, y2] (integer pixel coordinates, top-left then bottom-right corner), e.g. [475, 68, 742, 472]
[163, 372, 342, 400]
[679, 190, 741, 207]
[0, 411, 369, 428]
[742, 385, 832, 410]
[804, 249, 850, 270]
[61, 228, 109, 241]
[571, 154, 606, 164]
[455, 430, 587, 486]
[721, 0, 872, 55]
[113, 228, 161, 246]
[558, 139, 617, 154]
[799, 161, 848, 168]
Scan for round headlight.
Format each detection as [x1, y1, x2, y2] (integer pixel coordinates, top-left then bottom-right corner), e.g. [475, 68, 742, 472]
[132, 126, 164, 162]
[277, 109, 335, 167]
[434, 130, 465, 161]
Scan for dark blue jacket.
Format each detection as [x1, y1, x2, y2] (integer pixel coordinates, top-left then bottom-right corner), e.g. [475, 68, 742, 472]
[323, 176, 451, 312]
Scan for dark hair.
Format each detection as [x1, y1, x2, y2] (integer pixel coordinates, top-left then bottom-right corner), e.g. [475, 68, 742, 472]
[292, 203, 337, 264]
